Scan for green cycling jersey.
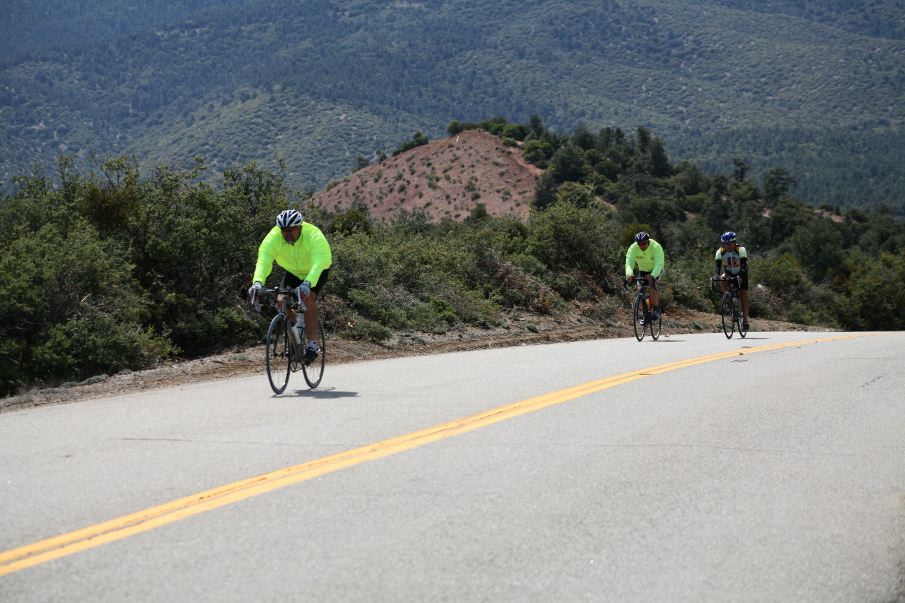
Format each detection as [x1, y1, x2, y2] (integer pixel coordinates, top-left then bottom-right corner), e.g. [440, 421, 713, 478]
[253, 223, 333, 286]
[625, 239, 665, 278]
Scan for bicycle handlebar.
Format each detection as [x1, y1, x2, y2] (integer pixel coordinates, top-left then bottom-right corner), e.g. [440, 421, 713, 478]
[249, 285, 309, 314]
[625, 275, 651, 289]
[711, 274, 741, 294]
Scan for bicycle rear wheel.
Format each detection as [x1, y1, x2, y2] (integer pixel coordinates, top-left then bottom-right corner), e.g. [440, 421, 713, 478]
[632, 294, 646, 341]
[265, 313, 292, 394]
[720, 292, 735, 339]
[301, 316, 326, 388]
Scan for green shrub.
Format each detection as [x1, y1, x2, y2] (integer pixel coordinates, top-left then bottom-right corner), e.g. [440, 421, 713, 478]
[528, 201, 617, 277]
[0, 217, 172, 394]
[752, 253, 808, 297]
[346, 316, 391, 342]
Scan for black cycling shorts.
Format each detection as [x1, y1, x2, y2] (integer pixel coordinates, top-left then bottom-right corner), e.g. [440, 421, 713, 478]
[282, 269, 330, 295]
[638, 271, 661, 290]
[724, 273, 749, 290]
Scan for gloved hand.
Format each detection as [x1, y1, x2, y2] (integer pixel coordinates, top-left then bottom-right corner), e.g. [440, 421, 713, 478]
[248, 281, 263, 302]
[298, 281, 311, 297]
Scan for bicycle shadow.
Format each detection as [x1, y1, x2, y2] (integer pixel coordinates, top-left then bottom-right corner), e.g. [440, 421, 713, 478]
[284, 387, 360, 399]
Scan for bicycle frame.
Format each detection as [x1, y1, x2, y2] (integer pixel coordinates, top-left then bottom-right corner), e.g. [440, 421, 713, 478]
[627, 274, 660, 341]
[713, 275, 747, 339]
[252, 284, 326, 392]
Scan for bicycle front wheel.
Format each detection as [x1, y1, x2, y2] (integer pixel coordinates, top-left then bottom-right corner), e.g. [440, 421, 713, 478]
[301, 316, 326, 388]
[720, 292, 735, 339]
[632, 294, 646, 341]
[265, 313, 292, 394]
[649, 309, 661, 340]
[736, 297, 748, 338]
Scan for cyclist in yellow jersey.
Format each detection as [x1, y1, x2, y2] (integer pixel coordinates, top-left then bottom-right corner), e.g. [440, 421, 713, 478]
[625, 231, 665, 322]
[248, 209, 333, 363]
[714, 230, 749, 330]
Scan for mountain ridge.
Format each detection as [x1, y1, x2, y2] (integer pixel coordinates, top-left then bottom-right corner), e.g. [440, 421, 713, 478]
[2, 0, 903, 209]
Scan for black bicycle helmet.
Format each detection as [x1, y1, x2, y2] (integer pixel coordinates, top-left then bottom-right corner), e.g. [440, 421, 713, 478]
[634, 231, 650, 243]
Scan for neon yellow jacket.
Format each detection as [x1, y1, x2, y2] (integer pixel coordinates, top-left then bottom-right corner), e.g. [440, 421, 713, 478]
[625, 239, 665, 277]
[253, 223, 333, 286]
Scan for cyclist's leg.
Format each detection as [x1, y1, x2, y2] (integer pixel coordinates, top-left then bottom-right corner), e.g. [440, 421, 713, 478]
[739, 274, 750, 322]
[304, 270, 329, 348]
[648, 271, 661, 314]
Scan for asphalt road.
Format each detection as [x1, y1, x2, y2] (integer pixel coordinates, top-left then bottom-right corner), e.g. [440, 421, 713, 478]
[1, 331, 903, 602]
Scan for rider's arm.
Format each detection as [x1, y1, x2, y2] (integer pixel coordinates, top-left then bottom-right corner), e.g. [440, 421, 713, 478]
[252, 227, 281, 284]
[301, 223, 333, 286]
[738, 246, 748, 275]
[651, 241, 665, 278]
[625, 244, 638, 278]
[714, 248, 723, 277]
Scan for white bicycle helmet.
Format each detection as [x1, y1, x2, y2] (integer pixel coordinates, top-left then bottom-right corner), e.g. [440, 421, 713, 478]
[276, 209, 303, 228]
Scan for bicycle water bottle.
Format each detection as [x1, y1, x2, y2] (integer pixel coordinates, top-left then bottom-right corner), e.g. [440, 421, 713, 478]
[291, 314, 304, 346]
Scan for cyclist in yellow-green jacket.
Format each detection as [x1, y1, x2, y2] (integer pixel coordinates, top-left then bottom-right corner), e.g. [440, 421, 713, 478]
[248, 209, 332, 363]
[625, 231, 665, 323]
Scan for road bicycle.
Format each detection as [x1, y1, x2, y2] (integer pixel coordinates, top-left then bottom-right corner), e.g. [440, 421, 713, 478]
[712, 275, 747, 339]
[626, 274, 661, 341]
[251, 285, 326, 393]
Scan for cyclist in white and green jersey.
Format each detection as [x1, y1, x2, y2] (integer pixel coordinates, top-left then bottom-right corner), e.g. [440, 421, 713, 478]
[625, 231, 665, 322]
[248, 209, 333, 363]
[714, 230, 749, 330]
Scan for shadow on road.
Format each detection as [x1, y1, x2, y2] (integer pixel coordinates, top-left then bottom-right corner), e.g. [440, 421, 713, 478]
[284, 387, 359, 399]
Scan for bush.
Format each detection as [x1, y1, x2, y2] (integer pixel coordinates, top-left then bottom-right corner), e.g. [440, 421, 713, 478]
[752, 253, 808, 298]
[527, 201, 617, 278]
[666, 255, 713, 312]
[840, 251, 905, 330]
[0, 218, 173, 395]
[346, 315, 392, 342]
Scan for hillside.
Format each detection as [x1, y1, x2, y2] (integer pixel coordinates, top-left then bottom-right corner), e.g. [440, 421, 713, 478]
[3, 113, 905, 397]
[314, 130, 541, 221]
[2, 0, 904, 211]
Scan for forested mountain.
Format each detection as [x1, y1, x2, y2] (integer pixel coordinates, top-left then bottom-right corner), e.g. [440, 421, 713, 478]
[2, 0, 904, 210]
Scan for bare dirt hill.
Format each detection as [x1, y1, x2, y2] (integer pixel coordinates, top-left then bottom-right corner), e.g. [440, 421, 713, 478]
[314, 130, 542, 221]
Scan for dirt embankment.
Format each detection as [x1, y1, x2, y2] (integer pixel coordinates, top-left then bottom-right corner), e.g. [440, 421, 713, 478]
[314, 130, 541, 221]
[1, 305, 829, 413]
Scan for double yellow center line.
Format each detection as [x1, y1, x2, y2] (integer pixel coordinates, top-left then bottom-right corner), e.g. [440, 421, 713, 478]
[0, 334, 862, 575]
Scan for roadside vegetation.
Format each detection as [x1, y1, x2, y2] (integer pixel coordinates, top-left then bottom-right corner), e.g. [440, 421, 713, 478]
[2, 117, 904, 396]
